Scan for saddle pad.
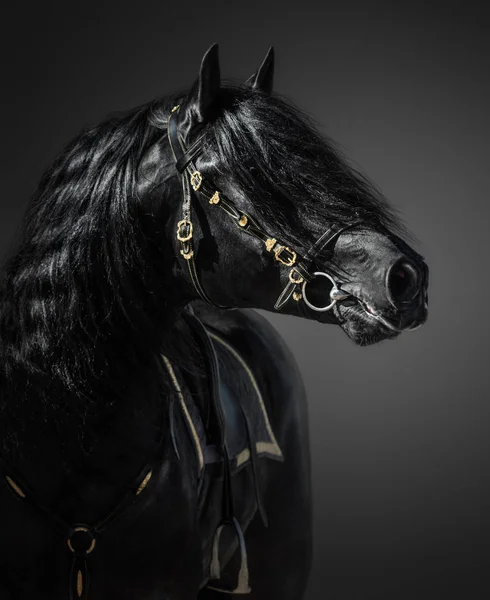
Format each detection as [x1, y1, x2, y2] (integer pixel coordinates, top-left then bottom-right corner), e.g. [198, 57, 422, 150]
[162, 330, 283, 474]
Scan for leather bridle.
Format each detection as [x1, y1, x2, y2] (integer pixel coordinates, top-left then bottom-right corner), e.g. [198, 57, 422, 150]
[167, 105, 358, 313]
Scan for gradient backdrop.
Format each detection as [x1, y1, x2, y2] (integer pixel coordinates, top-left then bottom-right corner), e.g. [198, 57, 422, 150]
[1, 2, 489, 599]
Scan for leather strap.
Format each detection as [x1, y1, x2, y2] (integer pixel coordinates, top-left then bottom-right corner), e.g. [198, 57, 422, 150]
[208, 516, 251, 594]
[175, 136, 205, 174]
[274, 222, 362, 311]
[180, 310, 259, 593]
[181, 310, 235, 520]
[1, 429, 163, 599]
[168, 109, 228, 308]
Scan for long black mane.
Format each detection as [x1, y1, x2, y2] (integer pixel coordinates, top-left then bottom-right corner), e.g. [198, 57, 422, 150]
[0, 99, 176, 457]
[0, 84, 403, 456]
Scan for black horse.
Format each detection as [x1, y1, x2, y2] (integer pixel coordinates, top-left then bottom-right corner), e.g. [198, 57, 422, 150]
[0, 45, 428, 599]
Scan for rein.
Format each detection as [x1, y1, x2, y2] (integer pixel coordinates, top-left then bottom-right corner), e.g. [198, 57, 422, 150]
[167, 105, 357, 313]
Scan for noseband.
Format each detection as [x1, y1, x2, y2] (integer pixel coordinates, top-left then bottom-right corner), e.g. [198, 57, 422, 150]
[167, 106, 356, 312]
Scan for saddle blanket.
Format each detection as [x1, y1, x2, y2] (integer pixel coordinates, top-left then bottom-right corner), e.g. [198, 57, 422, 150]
[162, 327, 284, 592]
[162, 329, 283, 474]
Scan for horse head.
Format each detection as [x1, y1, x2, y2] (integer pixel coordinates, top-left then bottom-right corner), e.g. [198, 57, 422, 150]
[144, 44, 428, 346]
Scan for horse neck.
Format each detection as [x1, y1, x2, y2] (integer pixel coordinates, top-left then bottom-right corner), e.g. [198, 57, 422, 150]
[0, 122, 195, 470]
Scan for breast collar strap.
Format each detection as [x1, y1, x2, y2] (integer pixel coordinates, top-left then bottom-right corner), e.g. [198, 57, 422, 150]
[167, 105, 359, 312]
[1, 454, 159, 600]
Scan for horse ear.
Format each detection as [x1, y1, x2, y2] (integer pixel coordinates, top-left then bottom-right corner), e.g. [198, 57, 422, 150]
[187, 43, 221, 123]
[245, 47, 274, 94]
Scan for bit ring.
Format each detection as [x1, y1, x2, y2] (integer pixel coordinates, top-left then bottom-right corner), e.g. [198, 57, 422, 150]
[301, 272, 346, 312]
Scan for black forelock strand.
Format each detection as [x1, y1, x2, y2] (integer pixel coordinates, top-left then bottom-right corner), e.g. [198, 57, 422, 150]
[204, 86, 407, 249]
[0, 99, 179, 450]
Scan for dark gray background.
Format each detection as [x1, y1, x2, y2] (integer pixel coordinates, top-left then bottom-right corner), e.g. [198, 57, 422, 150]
[1, 1, 489, 598]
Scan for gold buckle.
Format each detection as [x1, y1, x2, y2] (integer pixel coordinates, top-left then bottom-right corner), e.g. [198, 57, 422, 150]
[176, 219, 193, 242]
[190, 171, 203, 191]
[289, 269, 304, 284]
[274, 245, 297, 267]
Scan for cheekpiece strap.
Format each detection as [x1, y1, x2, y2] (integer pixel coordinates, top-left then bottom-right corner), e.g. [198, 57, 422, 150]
[168, 106, 228, 308]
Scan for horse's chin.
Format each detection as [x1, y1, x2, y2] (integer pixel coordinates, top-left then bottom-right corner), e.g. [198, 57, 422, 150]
[335, 303, 400, 346]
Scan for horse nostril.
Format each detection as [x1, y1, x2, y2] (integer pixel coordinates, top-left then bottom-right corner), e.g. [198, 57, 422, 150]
[387, 260, 421, 305]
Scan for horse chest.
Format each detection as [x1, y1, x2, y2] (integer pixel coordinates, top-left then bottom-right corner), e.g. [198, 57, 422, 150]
[0, 319, 284, 598]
